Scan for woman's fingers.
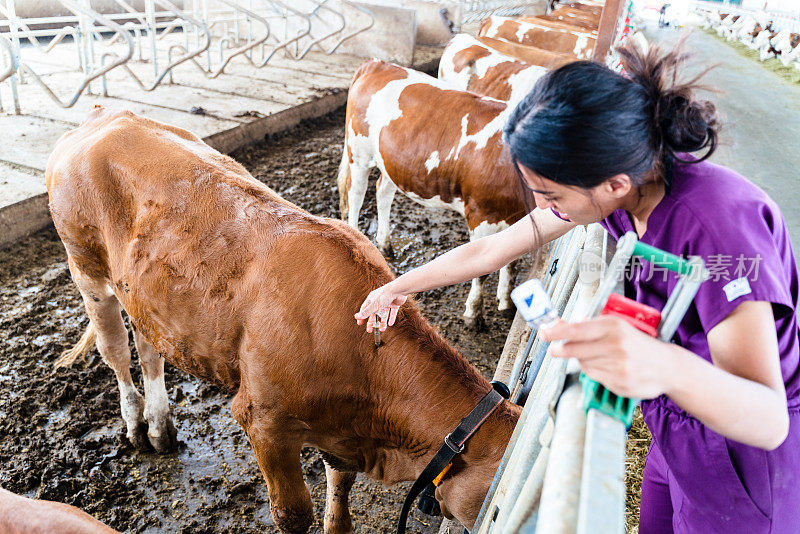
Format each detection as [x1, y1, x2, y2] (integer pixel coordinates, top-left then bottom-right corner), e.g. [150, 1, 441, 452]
[540, 315, 628, 343]
[388, 306, 399, 326]
[549, 339, 610, 361]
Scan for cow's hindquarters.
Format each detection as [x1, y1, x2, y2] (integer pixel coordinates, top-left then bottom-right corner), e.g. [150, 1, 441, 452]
[62, 256, 177, 453]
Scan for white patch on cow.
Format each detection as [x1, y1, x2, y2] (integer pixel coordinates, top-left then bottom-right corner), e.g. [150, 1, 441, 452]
[473, 52, 514, 80]
[424, 151, 440, 174]
[574, 34, 590, 59]
[142, 369, 170, 438]
[506, 65, 547, 105]
[452, 99, 510, 160]
[363, 66, 457, 177]
[439, 34, 476, 89]
[515, 24, 528, 42]
[483, 16, 509, 39]
[404, 191, 466, 216]
[346, 119, 373, 170]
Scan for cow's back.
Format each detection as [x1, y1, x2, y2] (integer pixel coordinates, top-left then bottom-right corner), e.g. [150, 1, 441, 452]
[45, 107, 329, 389]
[346, 60, 526, 228]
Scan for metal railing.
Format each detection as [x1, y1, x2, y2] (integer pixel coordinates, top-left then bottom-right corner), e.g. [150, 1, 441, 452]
[0, 0, 374, 113]
[456, 0, 544, 24]
[473, 224, 615, 534]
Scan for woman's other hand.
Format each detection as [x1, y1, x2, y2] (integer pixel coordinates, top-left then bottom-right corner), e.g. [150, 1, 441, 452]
[540, 315, 675, 399]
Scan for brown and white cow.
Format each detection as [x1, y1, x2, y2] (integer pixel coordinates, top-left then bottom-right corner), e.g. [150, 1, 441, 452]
[555, 2, 603, 17]
[475, 35, 576, 67]
[524, 7, 600, 33]
[0, 487, 119, 534]
[545, 6, 601, 27]
[479, 15, 596, 59]
[47, 106, 520, 533]
[771, 30, 800, 67]
[339, 60, 528, 328]
[439, 33, 550, 103]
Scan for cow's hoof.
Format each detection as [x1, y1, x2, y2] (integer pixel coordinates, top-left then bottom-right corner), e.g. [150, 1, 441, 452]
[499, 306, 516, 319]
[128, 421, 152, 451]
[324, 513, 353, 534]
[148, 418, 179, 454]
[379, 243, 394, 259]
[463, 314, 486, 331]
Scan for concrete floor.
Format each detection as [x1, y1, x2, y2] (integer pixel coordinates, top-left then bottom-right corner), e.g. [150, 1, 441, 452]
[647, 23, 800, 251]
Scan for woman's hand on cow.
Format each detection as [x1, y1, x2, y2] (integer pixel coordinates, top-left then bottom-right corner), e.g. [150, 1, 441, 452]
[355, 282, 409, 333]
[539, 315, 677, 399]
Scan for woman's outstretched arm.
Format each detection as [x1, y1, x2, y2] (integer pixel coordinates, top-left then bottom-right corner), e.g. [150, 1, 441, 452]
[355, 208, 575, 330]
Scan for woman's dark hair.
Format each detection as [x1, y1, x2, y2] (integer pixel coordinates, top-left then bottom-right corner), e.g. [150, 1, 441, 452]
[503, 36, 718, 194]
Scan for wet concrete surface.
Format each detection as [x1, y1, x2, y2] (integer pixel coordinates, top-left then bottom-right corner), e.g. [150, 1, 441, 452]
[0, 108, 524, 532]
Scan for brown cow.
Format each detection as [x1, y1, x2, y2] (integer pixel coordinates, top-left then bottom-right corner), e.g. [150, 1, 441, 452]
[339, 60, 527, 328]
[0, 487, 119, 534]
[475, 35, 575, 68]
[479, 15, 596, 59]
[46, 106, 520, 533]
[438, 33, 551, 102]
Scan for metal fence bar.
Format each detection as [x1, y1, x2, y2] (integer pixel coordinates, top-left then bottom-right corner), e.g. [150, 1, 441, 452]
[473, 222, 612, 534]
[0, 0, 375, 112]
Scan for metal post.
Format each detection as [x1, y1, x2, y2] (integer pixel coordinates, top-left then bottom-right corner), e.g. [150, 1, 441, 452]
[145, 0, 158, 79]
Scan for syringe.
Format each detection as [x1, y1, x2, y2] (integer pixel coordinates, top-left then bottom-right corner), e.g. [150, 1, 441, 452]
[510, 279, 559, 329]
[373, 309, 389, 347]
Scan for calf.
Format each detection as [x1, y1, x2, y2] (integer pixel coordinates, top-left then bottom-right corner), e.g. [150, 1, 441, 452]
[439, 33, 549, 103]
[0, 487, 119, 534]
[716, 14, 740, 37]
[479, 16, 595, 59]
[771, 30, 800, 67]
[339, 60, 527, 328]
[754, 28, 779, 60]
[47, 106, 519, 533]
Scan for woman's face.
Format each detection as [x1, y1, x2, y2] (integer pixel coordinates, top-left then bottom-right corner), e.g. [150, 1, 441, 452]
[517, 164, 629, 225]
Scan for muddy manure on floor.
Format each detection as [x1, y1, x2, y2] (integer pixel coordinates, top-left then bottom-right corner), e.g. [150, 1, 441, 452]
[0, 108, 528, 532]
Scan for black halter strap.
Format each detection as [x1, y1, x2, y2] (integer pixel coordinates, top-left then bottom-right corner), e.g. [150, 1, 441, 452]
[396, 383, 508, 534]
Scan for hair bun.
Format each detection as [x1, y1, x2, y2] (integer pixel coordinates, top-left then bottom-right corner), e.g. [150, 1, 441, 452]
[618, 35, 718, 162]
[657, 93, 717, 154]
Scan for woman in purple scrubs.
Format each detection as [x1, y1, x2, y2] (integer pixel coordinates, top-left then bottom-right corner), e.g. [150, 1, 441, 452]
[354, 40, 798, 532]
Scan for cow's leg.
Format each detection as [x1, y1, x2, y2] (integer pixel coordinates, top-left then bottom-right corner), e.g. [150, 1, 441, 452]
[375, 173, 397, 257]
[346, 163, 369, 231]
[497, 259, 517, 312]
[464, 275, 487, 330]
[323, 461, 357, 534]
[464, 221, 500, 329]
[133, 329, 178, 453]
[68, 259, 148, 449]
[233, 395, 312, 533]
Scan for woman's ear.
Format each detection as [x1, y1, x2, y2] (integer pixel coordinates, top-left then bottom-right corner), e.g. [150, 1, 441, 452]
[603, 173, 634, 199]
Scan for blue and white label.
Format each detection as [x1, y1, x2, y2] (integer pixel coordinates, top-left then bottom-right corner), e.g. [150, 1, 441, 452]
[723, 277, 752, 302]
[511, 279, 557, 326]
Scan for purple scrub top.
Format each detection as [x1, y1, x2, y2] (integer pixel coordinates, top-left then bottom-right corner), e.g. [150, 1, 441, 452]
[599, 157, 800, 531]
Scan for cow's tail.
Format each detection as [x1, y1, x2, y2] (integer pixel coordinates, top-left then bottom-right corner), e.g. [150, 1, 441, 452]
[337, 144, 350, 221]
[55, 322, 96, 368]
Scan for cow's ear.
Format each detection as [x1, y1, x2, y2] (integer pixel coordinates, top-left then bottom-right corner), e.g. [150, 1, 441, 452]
[434, 486, 454, 519]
